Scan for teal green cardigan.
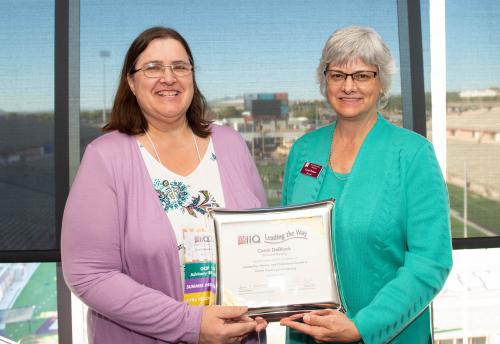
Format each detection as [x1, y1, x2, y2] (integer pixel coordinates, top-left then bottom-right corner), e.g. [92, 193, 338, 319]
[282, 115, 453, 344]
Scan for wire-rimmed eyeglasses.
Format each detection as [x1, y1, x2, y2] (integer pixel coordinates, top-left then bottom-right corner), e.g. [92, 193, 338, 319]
[324, 70, 378, 84]
[130, 62, 193, 78]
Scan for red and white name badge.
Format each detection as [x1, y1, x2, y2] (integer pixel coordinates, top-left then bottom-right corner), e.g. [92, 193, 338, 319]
[300, 162, 323, 178]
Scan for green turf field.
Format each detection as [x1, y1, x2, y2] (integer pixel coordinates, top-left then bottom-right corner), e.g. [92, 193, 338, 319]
[450, 214, 485, 237]
[257, 163, 284, 206]
[4, 263, 58, 342]
[448, 183, 500, 237]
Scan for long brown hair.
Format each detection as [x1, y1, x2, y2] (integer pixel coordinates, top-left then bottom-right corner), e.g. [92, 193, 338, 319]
[103, 27, 211, 137]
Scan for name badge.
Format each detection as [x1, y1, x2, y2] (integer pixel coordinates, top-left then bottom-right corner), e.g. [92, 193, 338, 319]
[300, 162, 323, 178]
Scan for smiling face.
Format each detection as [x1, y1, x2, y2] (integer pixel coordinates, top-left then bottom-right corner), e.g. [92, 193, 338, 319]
[326, 58, 382, 121]
[127, 38, 194, 130]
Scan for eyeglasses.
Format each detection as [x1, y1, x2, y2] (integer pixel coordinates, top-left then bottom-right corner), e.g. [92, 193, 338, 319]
[324, 70, 378, 84]
[130, 62, 193, 78]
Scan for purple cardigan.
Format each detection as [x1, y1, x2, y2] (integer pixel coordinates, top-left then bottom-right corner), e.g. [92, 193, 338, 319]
[61, 124, 267, 343]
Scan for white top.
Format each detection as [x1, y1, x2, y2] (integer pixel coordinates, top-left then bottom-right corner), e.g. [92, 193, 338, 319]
[138, 139, 225, 306]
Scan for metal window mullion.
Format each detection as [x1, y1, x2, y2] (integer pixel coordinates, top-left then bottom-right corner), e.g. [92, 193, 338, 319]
[397, 0, 427, 136]
[55, 0, 80, 343]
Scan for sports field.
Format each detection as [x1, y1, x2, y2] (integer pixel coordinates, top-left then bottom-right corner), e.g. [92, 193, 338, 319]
[447, 138, 500, 195]
[448, 183, 500, 237]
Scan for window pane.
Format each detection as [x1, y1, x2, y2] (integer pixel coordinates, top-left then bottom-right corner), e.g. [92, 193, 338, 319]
[433, 248, 500, 343]
[0, 0, 56, 250]
[0, 263, 58, 343]
[445, 1, 500, 238]
[80, 0, 401, 207]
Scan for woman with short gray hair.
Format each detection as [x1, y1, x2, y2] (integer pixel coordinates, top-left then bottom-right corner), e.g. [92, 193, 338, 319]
[317, 26, 395, 109]
[280, 26, 452, 343]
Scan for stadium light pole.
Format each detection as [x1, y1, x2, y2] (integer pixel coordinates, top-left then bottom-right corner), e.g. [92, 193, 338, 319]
[251, 118, 255, 159]
[464, 160, 468, 238]
[100, 50, 110, 124]
[315, 106, 319, 128]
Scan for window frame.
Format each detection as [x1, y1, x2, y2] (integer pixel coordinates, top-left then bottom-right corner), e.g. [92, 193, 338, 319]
[0, 1, 498, 343]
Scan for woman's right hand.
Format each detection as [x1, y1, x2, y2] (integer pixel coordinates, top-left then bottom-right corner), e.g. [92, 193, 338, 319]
[199, 305, 257, 344]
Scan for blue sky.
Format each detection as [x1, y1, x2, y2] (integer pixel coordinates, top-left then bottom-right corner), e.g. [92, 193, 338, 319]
[0, 0, 499, 112]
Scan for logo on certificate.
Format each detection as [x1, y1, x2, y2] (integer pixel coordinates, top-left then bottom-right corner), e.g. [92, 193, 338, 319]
[238, 234, 261, 245]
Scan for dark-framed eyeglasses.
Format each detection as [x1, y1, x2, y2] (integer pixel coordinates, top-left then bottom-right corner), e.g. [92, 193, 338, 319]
[129, 62, 193, 78]
[324, 70, 378, 84]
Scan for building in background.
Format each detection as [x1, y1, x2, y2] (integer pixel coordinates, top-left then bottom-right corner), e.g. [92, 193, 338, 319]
[244, 92, 289, 121]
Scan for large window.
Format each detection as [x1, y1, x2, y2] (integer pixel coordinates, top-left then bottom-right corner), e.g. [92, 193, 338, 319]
[0, 1, 59, 342]
[80, 0, 402, 207]
[1, 1, 498, 343]
[427, 2, 500, 343]
[0, 1, 56, 251]
[444, 1, 500, 239]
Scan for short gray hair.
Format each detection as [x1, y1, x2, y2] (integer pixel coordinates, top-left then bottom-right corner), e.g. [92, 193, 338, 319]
[317, 26, 395, 108]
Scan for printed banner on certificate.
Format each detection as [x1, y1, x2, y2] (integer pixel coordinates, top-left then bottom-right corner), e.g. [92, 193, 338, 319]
[209, 199, 342, 320]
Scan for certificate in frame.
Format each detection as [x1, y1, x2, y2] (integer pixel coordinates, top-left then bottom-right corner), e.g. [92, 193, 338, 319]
[209, 199, 342, 321]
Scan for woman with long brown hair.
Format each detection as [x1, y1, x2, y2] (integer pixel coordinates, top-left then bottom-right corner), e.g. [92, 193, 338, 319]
[62, 27, 267, 343]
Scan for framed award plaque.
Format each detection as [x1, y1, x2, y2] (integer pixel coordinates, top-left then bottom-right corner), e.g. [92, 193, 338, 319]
[209, 199, 343, 321]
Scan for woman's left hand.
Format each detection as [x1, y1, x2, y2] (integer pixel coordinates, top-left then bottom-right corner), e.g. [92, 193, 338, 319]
[253, 316, 268, 332]
[280, 309, 361, 343]
[231, 315, 268, 333]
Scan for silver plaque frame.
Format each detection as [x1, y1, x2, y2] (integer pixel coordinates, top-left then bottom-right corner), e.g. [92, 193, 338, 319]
[209, 199, 342, 321]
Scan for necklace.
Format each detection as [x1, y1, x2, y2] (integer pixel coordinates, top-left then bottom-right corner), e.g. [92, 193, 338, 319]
[332, 167, 349, 181]
[144, 129, 201, 167]
[329, 133, 349, 182]
[329, 153, 349, 181]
